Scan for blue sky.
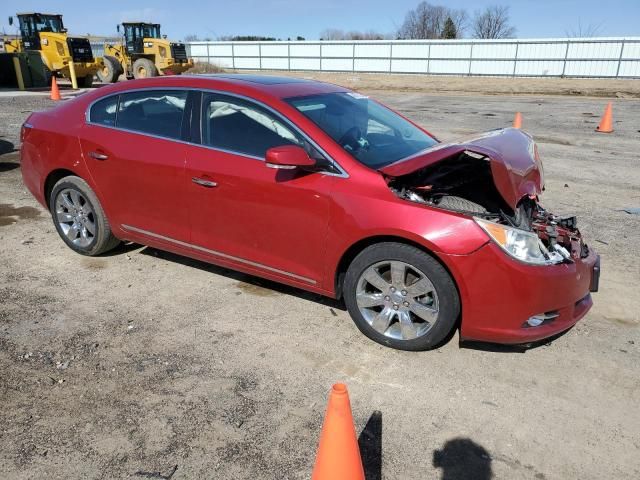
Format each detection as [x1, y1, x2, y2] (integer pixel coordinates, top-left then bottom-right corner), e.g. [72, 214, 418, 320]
[1, 0, 639, 40]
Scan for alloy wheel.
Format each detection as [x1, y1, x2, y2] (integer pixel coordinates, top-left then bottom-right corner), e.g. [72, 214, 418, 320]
[54, 188, 96, 248]
[356, 260, 439, 341]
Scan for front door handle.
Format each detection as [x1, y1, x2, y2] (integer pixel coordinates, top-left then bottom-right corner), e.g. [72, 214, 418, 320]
[192, 177, 218, 188]
[89, 151, 108, 160]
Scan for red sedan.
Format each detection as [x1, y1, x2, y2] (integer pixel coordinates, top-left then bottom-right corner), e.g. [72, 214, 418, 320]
[20, 74, 600, 350]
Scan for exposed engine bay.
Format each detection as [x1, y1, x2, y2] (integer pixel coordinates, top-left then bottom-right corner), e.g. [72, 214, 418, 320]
[387, 149, 589, 264]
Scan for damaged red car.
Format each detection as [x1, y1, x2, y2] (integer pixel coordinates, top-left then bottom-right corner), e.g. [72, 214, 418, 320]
[20, 74, 600, 350]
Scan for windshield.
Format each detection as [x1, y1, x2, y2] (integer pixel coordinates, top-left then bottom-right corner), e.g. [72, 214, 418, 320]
[143, 24, 161, 38]
[19, 14, 64, 35]
[286, 92, 437, 169]
[125, 24, 161, 40]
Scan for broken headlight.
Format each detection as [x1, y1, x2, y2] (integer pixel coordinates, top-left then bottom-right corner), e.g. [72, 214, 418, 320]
[474, 218, 564, 265]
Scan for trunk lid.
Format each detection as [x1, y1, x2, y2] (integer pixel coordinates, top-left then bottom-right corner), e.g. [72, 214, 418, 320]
[380, 128, 544, 210]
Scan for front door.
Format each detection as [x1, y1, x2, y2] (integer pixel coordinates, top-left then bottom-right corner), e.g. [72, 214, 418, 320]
[185, 92, 337, 286]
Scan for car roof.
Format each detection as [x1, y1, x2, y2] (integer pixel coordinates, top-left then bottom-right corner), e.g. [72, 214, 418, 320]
[91, 73, 349, 101]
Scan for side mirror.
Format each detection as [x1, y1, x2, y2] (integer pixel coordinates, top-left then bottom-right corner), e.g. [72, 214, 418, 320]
[8, 16, 13, 26]
[265, 145, 315, 170]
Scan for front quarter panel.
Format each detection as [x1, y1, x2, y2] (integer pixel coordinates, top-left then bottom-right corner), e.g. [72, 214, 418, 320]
[323, 169, 489, 292]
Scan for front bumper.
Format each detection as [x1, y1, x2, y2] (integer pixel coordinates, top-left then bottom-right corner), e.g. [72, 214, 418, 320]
[444, 241, 599, 344]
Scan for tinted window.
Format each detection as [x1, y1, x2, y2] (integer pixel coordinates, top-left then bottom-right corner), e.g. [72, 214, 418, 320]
[90, 96, 118, 127]
[202, 93, 303, 158]
[117, 90, 188, 140]
[287, 92, 437, 169]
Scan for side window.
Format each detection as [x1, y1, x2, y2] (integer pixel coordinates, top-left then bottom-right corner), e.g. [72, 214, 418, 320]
[90, 96, 118, 127]
[117, 90, 188, 140]
[202, 93, 303, 158]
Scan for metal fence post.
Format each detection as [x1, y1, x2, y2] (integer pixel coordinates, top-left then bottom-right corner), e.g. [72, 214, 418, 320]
[512, 42, 519, 77]
[206, 43, 210, 64]
[561, 40, 570, 77]
[468, 43, 474, 76]
[389, 42, 393, 72]
[426, 43, 431, 74]
[319, 43, 323, 71]
[287, 43, 291, 71]
[258, 43, 262, 70]
[231, 43, 235, 70]
[616, 40, 626, 78]
[352, 43, 356, 72]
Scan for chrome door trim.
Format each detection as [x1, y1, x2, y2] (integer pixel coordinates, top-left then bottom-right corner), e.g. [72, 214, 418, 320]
[121, 224, 317, 285]
[84, 85, 348, 178]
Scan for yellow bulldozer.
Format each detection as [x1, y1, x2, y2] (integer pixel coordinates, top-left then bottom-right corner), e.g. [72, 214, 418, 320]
[98, 22, 193, 82]
[3, 12, 102, 87]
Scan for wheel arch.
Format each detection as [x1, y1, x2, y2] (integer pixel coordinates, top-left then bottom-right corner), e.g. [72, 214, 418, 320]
[43, 168, 81, 211]
[333, 235, 461, 303]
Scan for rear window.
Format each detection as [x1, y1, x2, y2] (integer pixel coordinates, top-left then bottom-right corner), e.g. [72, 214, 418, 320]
[116, 90, 188, 140]
[89, 96, 118, 127]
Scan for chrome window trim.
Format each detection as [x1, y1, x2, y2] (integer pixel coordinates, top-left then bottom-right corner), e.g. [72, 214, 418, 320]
[121, 224, 317, 285]
[84, 86, 348, 178]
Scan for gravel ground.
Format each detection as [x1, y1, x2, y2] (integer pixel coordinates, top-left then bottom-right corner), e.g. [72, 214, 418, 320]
[0, 82, 639, 480]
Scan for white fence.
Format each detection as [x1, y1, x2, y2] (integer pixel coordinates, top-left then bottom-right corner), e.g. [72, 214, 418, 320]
[186, 37, 640, 78]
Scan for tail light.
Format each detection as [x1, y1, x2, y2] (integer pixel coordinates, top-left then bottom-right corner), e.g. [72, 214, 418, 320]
[20, 122, 33, 143]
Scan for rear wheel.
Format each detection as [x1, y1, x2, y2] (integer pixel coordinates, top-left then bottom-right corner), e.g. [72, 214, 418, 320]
[50, 176, 120, 256]
[343, 242, 460, 351]
[97, 55, 122, 83]
[133, 58, 157, 79]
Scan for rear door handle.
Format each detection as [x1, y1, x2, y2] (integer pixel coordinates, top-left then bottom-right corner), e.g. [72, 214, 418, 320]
[192, 177, 218, 188]
[89, 151, 108, 160]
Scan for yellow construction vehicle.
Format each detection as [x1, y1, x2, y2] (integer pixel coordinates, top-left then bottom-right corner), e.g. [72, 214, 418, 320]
[4, 12, 102, 87]
[98, 23, 193, 82]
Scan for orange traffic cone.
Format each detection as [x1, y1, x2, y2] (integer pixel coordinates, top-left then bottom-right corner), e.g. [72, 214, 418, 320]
[50, 77, 61, 101]
[312, 384, 365, 480]
[513, 112, 522, 129]
[596, 102, 613, 133]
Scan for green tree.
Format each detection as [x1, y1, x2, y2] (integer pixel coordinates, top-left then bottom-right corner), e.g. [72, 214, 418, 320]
[441, 17, 457, 39]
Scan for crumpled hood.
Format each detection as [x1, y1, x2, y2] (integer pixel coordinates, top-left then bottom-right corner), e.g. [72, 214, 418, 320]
[380, 128, 544, 210]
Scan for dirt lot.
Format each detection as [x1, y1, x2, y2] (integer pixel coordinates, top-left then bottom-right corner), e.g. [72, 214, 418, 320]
[242, 70, 640, 98]
[1, 78, 639, 479]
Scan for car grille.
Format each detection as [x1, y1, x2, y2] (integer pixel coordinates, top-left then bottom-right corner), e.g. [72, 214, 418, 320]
[67, 37, 94, 62]
[170, 43, 188, 62]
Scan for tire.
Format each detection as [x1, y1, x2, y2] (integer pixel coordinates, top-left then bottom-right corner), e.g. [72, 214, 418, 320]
[50, 176, 120, 256]
[132, 58, 157, 79]
[97, 55, 121, 83]
[436, 195, 488, 214]
[343, 242, 460, 351]
[78, 74, 94, 88]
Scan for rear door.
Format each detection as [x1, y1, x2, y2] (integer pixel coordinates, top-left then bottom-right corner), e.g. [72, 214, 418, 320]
[184, 92, 338, 286]
[80, 89, 191, 241]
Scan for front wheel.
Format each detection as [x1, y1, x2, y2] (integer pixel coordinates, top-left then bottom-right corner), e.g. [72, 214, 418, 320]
[50, 176, 120, 256]
[132, 58, 157, 79]
[97, 55, 122, 83]
[343, 243, 460, 351]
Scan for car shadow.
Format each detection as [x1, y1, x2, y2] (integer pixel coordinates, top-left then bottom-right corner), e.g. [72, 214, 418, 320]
[460, 328, 572, 353]
[0, 140, 19, 172]
[0, 139, 15, 155]
[136, 245, 346, 310]
[433, 437, 493, 480]
[99, 241, 143, 257]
